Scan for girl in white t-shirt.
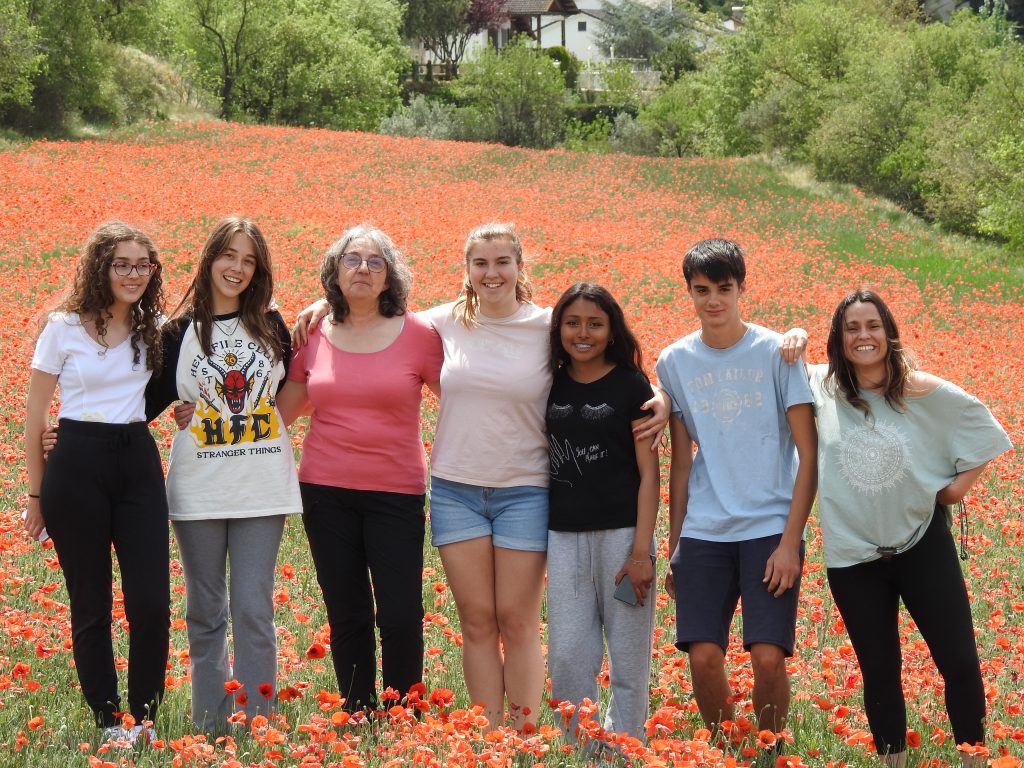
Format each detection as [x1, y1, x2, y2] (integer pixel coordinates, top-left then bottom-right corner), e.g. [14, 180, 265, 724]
[423, 223, 552, 731]
[24, 222, 170, 745]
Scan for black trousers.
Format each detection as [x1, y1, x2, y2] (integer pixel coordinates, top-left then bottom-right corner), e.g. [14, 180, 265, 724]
[827, 506, 985, 754]
[300, 483, 425, 711]
[41, 419, 170, 727]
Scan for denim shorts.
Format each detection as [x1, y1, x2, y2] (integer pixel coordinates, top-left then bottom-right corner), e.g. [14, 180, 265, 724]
[428, 476, 549, 552]
[670, 533, 804, 657]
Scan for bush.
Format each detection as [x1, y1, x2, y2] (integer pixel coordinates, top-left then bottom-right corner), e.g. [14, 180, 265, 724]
[107, 47, 183, 122]
[379, 95, 460, 139]
[454, 37, 568, 148]
[543, 46, 580, 89]
[0, 1, 41, 113]
[562, 115, 612, 152]
[609, 112, 661, 156]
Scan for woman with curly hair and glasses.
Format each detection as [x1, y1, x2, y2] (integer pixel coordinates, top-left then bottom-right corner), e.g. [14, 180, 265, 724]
[24, 221, 170, 745]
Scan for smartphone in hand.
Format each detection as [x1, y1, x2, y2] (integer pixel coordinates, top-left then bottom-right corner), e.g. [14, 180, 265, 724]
[613, 575, 639, 606]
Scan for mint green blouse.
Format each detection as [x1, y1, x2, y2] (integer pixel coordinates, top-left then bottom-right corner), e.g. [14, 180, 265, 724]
[809, 365, 1012, 568]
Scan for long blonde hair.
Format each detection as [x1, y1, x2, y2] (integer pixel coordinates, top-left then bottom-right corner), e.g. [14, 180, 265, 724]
[452, 223, 533, 328]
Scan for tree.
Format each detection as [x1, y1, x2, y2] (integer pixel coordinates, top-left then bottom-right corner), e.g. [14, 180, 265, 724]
[404, 0, 507, 75]
[454, 36, 568, 147]
[0, 0, 41, 112]
[594, 0, 697, 61]
[243, 0, 405, 130]
[190, 0, 261, 117]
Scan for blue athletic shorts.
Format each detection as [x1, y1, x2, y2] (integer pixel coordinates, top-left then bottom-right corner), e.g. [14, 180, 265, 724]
[670, 533, 804, 657]
[428, 476, 549, 552]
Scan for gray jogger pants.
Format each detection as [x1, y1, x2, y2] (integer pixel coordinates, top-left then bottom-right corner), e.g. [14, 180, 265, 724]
[173, 515, 286, 730]
[546, 527, 656, 742]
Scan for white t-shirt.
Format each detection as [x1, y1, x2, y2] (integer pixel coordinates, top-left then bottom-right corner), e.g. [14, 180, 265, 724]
[809, 365, 1012, 568]
[424, 302, 553, 488]
[156, 314, 302, 521]
[31, 312, 150, 423]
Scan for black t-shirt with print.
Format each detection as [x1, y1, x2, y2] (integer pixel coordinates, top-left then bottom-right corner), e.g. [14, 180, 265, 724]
[547, 365, 653, 532]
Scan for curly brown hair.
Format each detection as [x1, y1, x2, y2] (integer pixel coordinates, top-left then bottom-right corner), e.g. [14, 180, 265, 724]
[55, 222, 165, 373]
[174, 217, 285, 362]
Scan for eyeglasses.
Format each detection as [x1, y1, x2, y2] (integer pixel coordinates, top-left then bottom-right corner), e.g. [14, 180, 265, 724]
[111, 262, 157, 277]
[341, 253, 387, 273]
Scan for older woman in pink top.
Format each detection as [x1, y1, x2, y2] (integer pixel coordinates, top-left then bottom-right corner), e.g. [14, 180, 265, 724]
[277, 225, 442, 712]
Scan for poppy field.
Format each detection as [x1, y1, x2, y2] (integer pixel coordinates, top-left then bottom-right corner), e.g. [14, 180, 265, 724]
[0, 121, 1021, 768]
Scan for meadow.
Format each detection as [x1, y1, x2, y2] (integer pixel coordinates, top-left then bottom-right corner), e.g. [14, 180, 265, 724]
[0, 122, 1021, 768]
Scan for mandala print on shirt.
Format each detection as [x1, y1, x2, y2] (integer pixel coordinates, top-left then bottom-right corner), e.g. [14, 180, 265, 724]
[838, 421, 910, 495]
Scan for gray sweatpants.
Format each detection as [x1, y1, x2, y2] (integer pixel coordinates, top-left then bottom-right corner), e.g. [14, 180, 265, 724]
[173, 515, 286, 730]
[546, 527, 656, 743]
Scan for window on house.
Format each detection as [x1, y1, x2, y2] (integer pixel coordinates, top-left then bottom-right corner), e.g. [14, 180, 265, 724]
[578, 21, 587, 31]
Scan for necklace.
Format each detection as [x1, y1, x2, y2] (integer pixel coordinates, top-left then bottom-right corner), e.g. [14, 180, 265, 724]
[214, 315, 241, 337]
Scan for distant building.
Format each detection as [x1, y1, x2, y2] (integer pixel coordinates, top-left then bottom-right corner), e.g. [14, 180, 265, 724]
[417, 0, 744, 67]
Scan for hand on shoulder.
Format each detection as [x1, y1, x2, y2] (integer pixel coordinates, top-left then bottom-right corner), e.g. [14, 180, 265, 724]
[907, 370, 944, 396]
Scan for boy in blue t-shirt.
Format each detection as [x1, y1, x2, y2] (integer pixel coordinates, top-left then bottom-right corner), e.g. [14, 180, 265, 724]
[655, 238, 817, 739]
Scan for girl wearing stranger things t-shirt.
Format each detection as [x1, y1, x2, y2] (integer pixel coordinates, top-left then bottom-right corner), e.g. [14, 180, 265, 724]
[146, 218, 301, 731]
[544, 283, 659, 753]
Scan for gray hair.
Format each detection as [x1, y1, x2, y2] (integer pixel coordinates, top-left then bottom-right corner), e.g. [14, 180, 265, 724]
[319, 224, 412, 320]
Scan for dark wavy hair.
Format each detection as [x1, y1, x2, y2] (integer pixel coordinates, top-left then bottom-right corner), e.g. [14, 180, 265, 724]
[824, 288, 915, 416]
[174, 217, 285, 362]
[453, 222, 534, 328]
[549, 282, 647, 380]
[319, 225, 411, 321]
[54, 221, 164, 373]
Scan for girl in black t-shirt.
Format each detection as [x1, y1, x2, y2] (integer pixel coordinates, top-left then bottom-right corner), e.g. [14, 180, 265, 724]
[545, 282, 660, 753]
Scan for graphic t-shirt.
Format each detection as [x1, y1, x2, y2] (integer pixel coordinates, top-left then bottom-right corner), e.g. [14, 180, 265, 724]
[547, 366, 654, 531]
[655, 324, 813, 541]
[148, 311, 302, 521]
[809, 365, 1012, 568]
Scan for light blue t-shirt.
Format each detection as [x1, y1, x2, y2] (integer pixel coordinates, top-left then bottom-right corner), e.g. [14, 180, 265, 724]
[655, 324, 814, 542]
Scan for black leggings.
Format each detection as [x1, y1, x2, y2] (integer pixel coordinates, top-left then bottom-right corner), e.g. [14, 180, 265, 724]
[41, 419, 170, 727]
[827, 506, 985, 754]
[300, 483, 425, 712]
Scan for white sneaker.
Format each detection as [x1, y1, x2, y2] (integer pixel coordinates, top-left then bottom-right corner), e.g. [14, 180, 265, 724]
[128, 725, 158, 745]
[100, 726, 133, 744]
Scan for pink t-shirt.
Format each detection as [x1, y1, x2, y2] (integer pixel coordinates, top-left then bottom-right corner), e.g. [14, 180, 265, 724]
[424, 302, 553, 488]
[288, 311, 442, 494]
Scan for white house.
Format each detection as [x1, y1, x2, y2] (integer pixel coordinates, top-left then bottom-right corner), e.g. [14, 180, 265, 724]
[429, 1, 744, 69]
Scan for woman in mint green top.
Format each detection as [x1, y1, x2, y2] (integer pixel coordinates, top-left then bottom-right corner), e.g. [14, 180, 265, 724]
[809, 289, 1011, 768]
